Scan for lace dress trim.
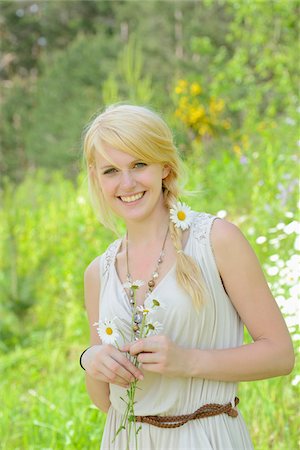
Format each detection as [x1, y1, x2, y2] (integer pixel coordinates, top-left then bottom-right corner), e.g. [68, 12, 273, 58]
[102, 238, 122, 277]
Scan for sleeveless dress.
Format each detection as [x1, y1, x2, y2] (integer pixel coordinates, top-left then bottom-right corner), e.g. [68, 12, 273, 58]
[98, 212, 254, 450]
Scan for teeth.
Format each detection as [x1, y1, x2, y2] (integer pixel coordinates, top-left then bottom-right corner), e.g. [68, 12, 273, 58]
[120, 192, 144, 203]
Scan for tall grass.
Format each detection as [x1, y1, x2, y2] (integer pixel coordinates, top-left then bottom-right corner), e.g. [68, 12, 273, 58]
[1, 111, 299, 449]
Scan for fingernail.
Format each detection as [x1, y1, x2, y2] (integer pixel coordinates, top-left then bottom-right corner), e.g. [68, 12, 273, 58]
[138, 374, 144, 381]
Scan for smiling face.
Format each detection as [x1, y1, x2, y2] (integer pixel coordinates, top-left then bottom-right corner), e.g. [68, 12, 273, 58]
[94, 144, 170, 225]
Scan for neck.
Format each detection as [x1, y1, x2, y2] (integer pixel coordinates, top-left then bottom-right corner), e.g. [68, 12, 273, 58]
[125, 207, 170, 247]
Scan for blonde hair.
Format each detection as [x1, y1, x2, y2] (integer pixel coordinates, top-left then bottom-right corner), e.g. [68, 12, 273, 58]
[83, 103, 206, 309]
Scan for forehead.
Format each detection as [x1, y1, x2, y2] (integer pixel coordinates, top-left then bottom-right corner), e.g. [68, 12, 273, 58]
[94, 145, 138, 167]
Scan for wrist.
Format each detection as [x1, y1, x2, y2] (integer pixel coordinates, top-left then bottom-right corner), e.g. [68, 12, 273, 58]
[80, 346, 91, 370]
[186, 348, 206, 378]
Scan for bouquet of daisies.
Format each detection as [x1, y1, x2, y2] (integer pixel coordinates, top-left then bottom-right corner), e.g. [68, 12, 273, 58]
[94, 280, 164, 450]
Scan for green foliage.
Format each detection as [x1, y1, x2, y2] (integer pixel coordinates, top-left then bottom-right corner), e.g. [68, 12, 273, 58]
[0, 171, 114, 350]
[0, 1, 299, 449]
[1, 158, 299, 448]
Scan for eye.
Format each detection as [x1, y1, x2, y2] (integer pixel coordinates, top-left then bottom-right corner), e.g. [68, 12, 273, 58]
[133, 162, 147, 169]
[103, 167, 118, 175]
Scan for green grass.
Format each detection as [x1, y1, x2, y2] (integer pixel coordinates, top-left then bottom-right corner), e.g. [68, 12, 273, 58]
[0, 340, 298, 449]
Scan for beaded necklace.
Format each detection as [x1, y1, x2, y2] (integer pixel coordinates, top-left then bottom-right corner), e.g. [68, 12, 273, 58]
[125, 226, 169, 338]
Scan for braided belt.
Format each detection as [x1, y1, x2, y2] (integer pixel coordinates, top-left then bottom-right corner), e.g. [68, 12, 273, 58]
[136, 397, 239, 429]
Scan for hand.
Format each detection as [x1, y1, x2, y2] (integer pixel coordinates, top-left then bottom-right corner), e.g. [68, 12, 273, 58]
[122, 335, 190, 378]
[82, 344, 144, 388]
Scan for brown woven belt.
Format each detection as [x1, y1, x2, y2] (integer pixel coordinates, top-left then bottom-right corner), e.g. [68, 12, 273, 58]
[136, 397, 239, 429]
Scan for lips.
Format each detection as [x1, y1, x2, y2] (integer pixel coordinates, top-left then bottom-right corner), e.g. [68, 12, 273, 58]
[119, 192, 145, 203]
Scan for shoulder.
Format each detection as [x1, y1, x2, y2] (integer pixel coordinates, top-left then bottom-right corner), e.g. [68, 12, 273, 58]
[84, 256, 102, 310]
[210, 218, 250, 252]
[84, 255, 101, 285]
[190, 211, 250, 256]
[210, 218, 258, 277]
[84, 238, 122, 285]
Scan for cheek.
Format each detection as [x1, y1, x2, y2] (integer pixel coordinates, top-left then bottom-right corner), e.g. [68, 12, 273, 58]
[98, 177, 117, 197]
[137, 170, 164, 188]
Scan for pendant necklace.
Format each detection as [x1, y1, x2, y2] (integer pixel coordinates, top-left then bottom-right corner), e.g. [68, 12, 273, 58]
[125, 226, 169, 338]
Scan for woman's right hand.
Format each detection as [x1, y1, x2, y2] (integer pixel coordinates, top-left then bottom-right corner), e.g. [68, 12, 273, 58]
[81, 344, 144, 388]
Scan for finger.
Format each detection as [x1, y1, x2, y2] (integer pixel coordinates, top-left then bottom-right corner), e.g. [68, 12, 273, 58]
[139, 363, 161, 373]
[112, 352, 144, 381]
[102, 345, 143, 380]
[137, 352, 158, 364]
[100, 364, 130, 388]
[128, 339, 160, 356]
[121, 343, 132, 352]
[104, 356, 136, 384]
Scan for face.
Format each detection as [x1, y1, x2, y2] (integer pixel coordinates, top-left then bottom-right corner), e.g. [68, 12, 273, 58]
[94, 145, 170, 224]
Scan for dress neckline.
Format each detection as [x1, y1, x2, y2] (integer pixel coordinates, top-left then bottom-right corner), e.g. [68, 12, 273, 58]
[112, 224, 193, 308]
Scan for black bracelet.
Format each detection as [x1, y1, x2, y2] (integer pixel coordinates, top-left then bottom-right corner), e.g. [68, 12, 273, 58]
[79, 347, 91, 370]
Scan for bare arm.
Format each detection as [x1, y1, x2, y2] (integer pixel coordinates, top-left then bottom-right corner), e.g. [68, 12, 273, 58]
[187, 219, 295, 381]
[82, 256, 144, 413]
[125, 219, 295, 381]
[82, 257, 110, 412]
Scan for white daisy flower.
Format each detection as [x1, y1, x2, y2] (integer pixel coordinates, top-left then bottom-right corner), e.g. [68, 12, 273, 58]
[123, 279, 145, 290]
[151, 298, 166, 310]
[170, 201, 193, 230]
[146, 320, 163, 336]
[136, 305, 154, 315]
[144, 297, 166, 312]
[93, 318, 120, 345]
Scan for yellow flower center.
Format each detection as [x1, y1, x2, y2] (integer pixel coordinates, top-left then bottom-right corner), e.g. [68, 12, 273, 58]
[106, 327, 113, 335]
[177, 211, 186, 221]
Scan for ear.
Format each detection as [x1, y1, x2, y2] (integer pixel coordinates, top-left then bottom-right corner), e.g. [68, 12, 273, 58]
[162, 164, 171, 179]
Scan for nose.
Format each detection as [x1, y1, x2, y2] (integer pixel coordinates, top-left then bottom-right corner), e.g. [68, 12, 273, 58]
[119, 169, 136, 191]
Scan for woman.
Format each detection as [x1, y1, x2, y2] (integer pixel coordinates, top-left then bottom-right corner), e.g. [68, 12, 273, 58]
[80, 104, 294, 450]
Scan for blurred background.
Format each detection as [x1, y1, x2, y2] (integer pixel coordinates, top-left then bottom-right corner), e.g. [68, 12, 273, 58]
[0, 0, 299, 448]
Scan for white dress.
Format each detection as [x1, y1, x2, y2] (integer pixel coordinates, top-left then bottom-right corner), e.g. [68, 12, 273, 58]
[98, 212, 254, 450]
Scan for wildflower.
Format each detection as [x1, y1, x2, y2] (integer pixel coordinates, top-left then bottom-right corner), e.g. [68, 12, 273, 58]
[189, 107, 204, 124]
[146, 320, 163, 335]
[123, 280, 145, 290]
[266, 266, 279, 276]
[170, 202, 194, 230]
[190, 82, 202, 95]
[143, 297, 166, 313]
[209, 97, 225, 114]
[217, 210, 227, 219]
[175, 79, 188, 94]
[256, 236, 267, 244]
[240, 156, 248, 165]
[292, 375, 300, 386]
[94, 318, 120, 345]
[136, 305, 153, 316]
[284, 221, 299, 235]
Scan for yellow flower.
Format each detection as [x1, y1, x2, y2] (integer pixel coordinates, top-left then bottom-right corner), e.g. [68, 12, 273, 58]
[233, 145, 242, 157]
[209, 97, 225, 114]
[198, 123, 211, 136]
[175, 79, 188, 94]
[190, 82, 202, 96]
[175, 86, 183, 94]
[179, 96, 188, 107]
[178, 79, 188, 89]
[242, 134, 249, 149]
[189, 106, 205, 124]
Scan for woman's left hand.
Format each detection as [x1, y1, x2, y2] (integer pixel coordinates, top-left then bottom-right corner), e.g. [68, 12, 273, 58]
[121, 335, 190, 377]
